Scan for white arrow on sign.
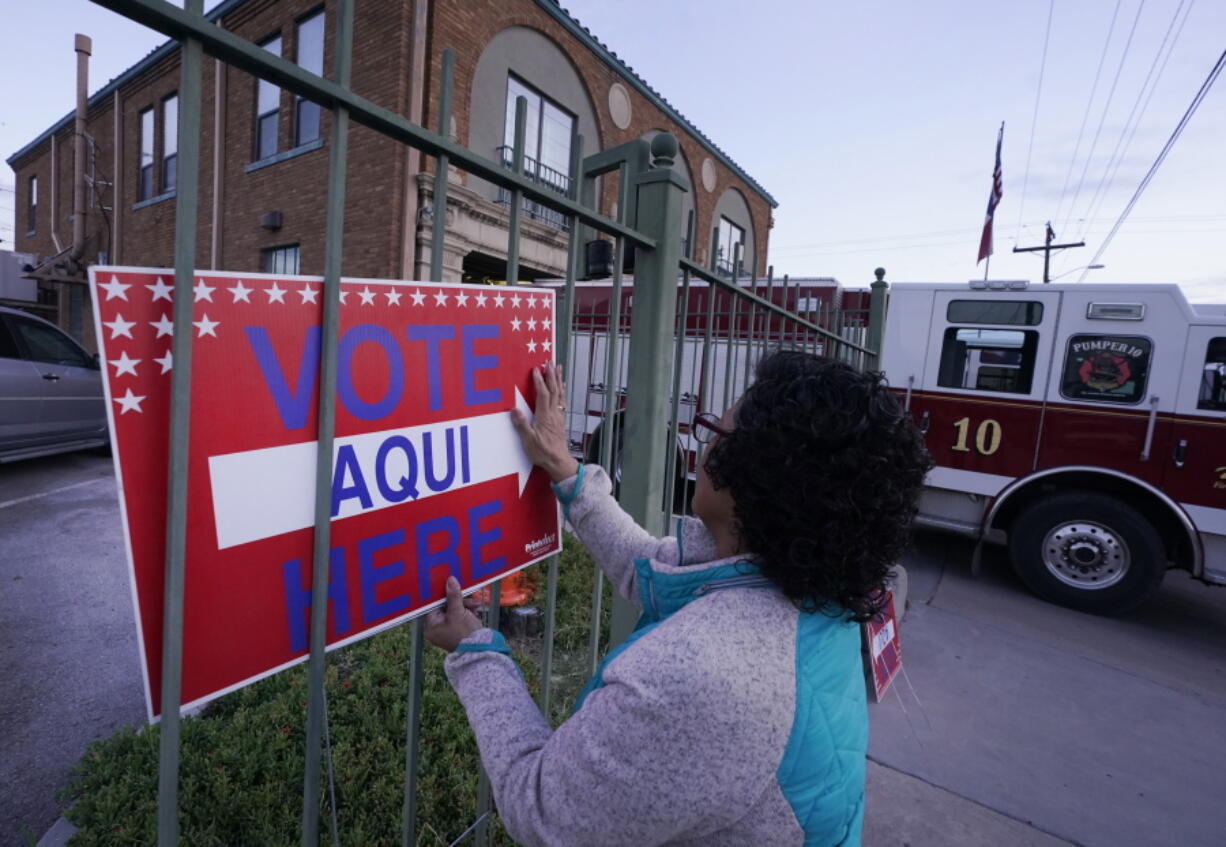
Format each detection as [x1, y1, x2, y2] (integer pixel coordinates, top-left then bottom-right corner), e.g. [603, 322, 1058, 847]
[208, 388, 535, 550]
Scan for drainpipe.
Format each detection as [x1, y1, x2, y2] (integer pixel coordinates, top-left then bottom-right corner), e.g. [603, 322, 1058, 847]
[50, 134, 62, 252]
[211, 48, 226, 269]
[400, 0, 429, 279]
[112, 89, 122, 263]
[71, 34, 91, 263]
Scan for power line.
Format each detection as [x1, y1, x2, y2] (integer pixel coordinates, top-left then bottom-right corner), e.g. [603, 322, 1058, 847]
[1072, 0, 1194, 247]
[1051, 0, 1123, 229]
[1078, 44, 1226, 281]
[1059, 0, 1148, 237]
[1014, 0, 1057, 241]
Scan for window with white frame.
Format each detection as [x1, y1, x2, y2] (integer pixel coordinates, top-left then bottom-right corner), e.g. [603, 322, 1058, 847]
[716, 217, 744, 275]
[255, 35, 282, 160]
[162, 93, 178, 193]
[295, 10, 324, 147]
[503, 76, 574, 192]
[138, 107, 155, 201]
[26, 174, 37, 234]
[261, 244, 300, 275]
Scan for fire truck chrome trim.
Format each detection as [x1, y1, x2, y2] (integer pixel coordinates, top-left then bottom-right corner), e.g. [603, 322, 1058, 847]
[982, 465, 1204, 579]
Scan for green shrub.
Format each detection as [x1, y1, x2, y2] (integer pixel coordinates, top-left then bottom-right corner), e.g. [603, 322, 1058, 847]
[60, 539, 611, 846]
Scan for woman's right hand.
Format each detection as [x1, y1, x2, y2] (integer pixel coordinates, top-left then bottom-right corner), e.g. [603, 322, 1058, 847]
[511, 362, 580, 483]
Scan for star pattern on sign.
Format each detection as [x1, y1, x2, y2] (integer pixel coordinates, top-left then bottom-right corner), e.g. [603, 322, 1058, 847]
[146, 278, 173, 302]
[99, 276, 130, 301]
[433, 290, 449, 307]
[193, 280, 215, 302]
[104, 314, 136, 340]
[526, 339, 537, 353]
[266, 283, 287, 304]
[339, 290, 350, 304]
[410, 289, 426, 306]
[114, 388, 145, 415]
[193, 315, 220, 337]
[510, 316, 522, 331]
[493, 292, 506, 308]
[542, 317, 552, 330]
[228, 280, 253, 303]
[153, 350, 173, 374]
[385, 289, 402, 306]
[358, 287, 376, 305]
[298, 285, 319, 304]
[150, 314, 174, 338]
[510, 293, 523, 308]
[454, 290, 470, 307]
[475, 292, 488, 307]
[543, 339, 552, 352]
[527, 317, 537, 331]
[111, 351, 140, 377]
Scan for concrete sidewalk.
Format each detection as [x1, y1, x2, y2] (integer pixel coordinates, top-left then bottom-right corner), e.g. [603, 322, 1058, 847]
[866, 534, 1226, 847]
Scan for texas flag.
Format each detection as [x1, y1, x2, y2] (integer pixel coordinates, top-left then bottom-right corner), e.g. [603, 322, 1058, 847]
[89, 268, 561, 719]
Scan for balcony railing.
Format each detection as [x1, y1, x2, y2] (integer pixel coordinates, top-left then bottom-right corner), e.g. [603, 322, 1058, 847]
[495, 145, 571, 232]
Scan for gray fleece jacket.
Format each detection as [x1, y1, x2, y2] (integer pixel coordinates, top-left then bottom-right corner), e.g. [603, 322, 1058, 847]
[444, 464, 867, 845]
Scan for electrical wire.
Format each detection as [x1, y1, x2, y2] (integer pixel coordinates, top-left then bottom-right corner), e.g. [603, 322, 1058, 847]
[1077, 44, 1226, 281]
[1072, 0, 1194, 246]
[1059, 0, 1148, 238]
[1051, 0, 1123, 229]
[1013, 0, 1057, 241]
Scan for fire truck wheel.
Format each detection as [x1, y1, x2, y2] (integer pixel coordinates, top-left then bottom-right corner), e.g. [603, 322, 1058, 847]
[1008, 492, 1166, 615]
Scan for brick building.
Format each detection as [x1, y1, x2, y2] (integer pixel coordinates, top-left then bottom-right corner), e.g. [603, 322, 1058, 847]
[7, 0, 776, 351]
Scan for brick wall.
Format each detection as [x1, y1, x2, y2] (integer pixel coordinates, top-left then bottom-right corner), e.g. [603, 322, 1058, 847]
[10, 0, 774, 288]
[424, 0, 774, 275]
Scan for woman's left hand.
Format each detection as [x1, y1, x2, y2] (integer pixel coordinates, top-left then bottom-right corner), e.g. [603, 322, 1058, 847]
[423, 576, 484, 652]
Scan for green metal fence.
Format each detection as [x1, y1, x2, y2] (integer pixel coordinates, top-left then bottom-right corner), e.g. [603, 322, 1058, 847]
[83, 1, 882, 843]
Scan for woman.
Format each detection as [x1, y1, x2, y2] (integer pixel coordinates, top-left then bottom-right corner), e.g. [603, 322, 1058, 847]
[425, 351, 931, 845]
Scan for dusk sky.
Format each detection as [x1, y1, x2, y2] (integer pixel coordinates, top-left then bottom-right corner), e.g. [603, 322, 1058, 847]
[2, 0, 1223, 300]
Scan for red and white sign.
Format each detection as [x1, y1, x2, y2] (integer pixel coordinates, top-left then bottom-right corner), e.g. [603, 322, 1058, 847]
[89, 267, 561, 719]
[863, 592, 902, 702]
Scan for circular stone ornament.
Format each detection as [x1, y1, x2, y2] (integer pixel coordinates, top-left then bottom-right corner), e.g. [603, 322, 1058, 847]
[701, 157, 717, 193]
[608, 82, 632, 130]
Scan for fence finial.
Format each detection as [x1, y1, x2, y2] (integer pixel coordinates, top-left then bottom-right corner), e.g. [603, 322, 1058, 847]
[875, 267, 886, 282]
[650, 132, 678, 168]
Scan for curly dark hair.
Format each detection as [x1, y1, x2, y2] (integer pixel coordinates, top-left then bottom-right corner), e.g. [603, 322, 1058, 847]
[703, 351, 932, 622]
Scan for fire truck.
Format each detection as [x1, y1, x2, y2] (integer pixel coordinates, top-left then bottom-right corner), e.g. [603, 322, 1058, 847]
[878, 280, 1226, 614]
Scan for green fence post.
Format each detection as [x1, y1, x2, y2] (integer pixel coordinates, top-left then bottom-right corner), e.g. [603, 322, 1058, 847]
[156, 2, 203, 843]
[609, 133, 688, 645]
[866, 267, 888, 370]
[303, 1, 354, 843]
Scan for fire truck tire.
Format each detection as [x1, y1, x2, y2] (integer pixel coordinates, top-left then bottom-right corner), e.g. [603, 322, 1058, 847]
[1008, 492, 1165, 615]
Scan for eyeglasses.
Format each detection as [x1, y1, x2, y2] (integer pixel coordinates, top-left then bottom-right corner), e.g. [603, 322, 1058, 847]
[691, 411, 731, 445]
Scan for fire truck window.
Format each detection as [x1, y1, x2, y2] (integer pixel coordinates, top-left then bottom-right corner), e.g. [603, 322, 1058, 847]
[937, 328, 1038, 394]
[946, 300, 1043, 326]
[1060, 334, 1152, 405]
[1199, 337, 1226, 412]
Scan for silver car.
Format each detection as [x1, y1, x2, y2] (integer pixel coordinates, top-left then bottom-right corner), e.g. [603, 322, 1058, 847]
[0, 305, 108, 462]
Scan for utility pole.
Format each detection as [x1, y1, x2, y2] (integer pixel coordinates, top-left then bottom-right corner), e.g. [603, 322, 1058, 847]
[1012, 221, 1085, 283]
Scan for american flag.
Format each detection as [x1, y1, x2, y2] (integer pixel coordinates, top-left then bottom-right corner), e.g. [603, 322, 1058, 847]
[977, 122, 1004, 264]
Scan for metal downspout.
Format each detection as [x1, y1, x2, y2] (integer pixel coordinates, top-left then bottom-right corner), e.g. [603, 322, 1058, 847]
[401, 0, 429, 278]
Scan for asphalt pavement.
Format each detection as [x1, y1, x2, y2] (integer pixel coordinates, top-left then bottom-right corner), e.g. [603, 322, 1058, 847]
[2, 453, 1225, 845]
[866, 532, 1226, 847]
[0, 453, 145, 845]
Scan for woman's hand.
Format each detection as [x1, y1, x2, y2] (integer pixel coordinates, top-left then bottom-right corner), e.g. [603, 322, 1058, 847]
[424, 576, 484, 652]
[512, 362, 580, 483]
